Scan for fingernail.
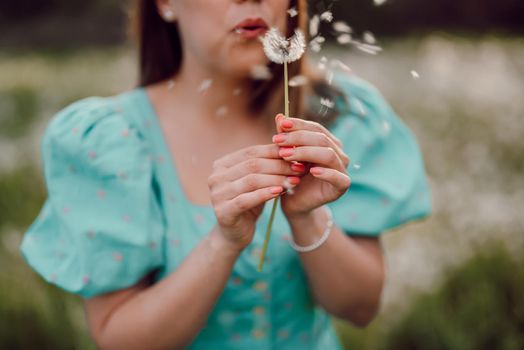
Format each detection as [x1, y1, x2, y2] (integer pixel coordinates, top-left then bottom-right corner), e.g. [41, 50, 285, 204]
[279, 147, 294, 157]
[282, 120, 293, 129]
[287, 176, 301, 185]
[272, 133, 287, 143]
[291, 163, 305, 172]
[310, 167, 323, 175]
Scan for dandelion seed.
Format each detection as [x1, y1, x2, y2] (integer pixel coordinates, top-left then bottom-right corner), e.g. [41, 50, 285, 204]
[411, 70, 420, 79]
[250, 64, 273, 80]
[282, 178, 295, 195]
[199, 79, 212, 93]
[353, 163, 361, 170]
[330, 59, 352, 73]
[318, 56, 328, 70]
[233, 88, 242, 96]
[363, 31, 376, 44]
[333, 21, 352, 34]
[261, 27, 306, 64]
[354, 98, 367, 117]
[320, 97, 335, 109]
[309, 35, 325, 53]
[309, 15, 320, 37]
[374, 0, 387, 6]
[287, 7, 298, 17]
[288, 75, 308, 87]
[382, 120, 391, 134]
[337, 34, 352, 44]
[326, 70, 334, 85]
[216, 106, 228, 118]
[355, 42, 382, 55]
[320, 11, 333, 22]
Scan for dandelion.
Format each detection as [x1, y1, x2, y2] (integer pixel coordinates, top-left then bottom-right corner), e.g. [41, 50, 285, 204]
[259, 27, 306, 272]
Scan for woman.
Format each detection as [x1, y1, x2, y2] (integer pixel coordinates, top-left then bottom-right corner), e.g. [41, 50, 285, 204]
[19, 0, 432, 348]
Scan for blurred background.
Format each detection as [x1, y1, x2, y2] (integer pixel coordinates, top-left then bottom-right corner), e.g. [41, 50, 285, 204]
[1, 0, 523, 349]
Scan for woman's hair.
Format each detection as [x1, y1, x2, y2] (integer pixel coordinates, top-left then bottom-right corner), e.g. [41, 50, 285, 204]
[127, 0, 348, 128]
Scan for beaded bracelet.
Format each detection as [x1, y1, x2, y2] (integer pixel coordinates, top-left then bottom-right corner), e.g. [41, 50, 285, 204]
[288, 205, 333, 252]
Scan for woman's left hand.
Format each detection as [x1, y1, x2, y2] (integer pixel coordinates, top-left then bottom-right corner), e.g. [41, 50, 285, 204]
[272, 114, 352, 218]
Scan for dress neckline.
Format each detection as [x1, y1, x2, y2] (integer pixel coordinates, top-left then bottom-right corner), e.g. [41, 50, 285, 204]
[135, 86, 215, 211]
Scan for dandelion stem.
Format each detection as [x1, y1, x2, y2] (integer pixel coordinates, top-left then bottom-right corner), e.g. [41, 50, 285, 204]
[258, 60, 290, 272]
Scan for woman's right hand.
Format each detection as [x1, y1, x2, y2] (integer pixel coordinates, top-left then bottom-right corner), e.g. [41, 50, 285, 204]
[208, 143, 306, 252]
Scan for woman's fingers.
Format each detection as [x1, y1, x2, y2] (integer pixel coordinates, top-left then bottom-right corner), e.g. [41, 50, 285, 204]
[217, 185, 284, 219]
[212, 144, 281, 170]
[277, 145, 347, 172]
[310, 166, 352, 194]
[274, 115, 349, 167]
[272, 129, 350, 168]
[209, 157, 305, 188]
[213, 173, 301, 202]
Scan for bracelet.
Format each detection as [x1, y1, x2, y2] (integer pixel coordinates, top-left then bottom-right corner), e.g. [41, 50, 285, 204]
[288, 205, 333, 252]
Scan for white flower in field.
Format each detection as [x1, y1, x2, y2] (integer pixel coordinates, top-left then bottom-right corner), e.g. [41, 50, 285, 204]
[287, 7, 298, 18]
[261, 27, 306, 64]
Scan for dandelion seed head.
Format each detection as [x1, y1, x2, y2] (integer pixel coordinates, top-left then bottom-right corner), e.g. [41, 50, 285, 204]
[261, 27, 306, 64]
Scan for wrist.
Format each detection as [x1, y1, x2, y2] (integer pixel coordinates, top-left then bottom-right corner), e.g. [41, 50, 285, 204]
[208, 227, 244, 258]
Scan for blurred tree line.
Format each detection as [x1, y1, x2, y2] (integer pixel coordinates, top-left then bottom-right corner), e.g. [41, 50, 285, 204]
[0, 0, 523, 49]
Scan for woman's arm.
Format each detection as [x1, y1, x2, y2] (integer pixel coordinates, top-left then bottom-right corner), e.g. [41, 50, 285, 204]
[83, 227, 241, 350]
[287, 206, 386, 327]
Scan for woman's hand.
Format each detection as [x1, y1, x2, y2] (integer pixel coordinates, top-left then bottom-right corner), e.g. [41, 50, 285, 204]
[272, 114, 352, 219]
[208, 143, 308, 251]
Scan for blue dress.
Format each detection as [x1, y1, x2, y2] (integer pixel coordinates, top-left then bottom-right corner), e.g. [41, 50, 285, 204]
[19, 73, 432, 349]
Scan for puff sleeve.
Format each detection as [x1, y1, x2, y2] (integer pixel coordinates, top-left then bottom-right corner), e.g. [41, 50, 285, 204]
[325, 73, 433, 236]
[19, 96, 166, 298]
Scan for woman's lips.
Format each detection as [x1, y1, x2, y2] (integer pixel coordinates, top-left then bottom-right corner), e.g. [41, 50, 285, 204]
[233, 17, 268, 39]
[234, 27, 268, 39]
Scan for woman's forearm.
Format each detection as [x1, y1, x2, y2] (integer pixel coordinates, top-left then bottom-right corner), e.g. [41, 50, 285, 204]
[97, 226, 241, 350]
[287, 206, 385, 327]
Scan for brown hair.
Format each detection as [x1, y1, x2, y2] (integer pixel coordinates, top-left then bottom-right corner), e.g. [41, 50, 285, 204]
[127, 0, 348, 128]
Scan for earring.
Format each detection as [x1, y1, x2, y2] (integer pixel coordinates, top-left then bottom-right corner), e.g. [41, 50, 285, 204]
[163, 9, 176, 22]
